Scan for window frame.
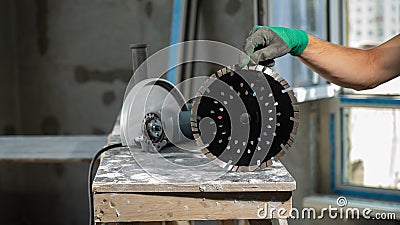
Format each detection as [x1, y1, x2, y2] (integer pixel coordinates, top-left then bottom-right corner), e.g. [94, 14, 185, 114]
[332, 95, 400, 201]
[329, 0, 400, 201]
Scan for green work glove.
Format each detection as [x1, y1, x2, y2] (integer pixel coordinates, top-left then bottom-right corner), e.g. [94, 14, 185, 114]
[242, 26, 309, 66]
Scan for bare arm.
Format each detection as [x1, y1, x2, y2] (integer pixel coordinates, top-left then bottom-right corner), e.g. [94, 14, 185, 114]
[297, 34, 400, 90]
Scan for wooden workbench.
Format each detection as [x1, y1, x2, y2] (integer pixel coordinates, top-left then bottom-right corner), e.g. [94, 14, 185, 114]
[93, 121, 296, 224]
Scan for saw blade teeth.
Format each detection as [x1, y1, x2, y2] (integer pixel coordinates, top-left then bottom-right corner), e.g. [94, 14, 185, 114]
[277, 77, 285, 82]
[248, 65, 257, 70]
[270, 71, 279, 79]
[192, 98, 200, 104]
[278, 149, 286, 157]
[255, 65, 264, 71]
[290, 134, 296, 142]
[221, 67, 227, 74]
[192, 115, 200, 122]
[205, 77, 217, 86]
[295, 121, 300, 129]
[280, 80, 289, 86]
[263, 66, 273, 75]
[273, 73, 281, 81]
[231, 166, 239, 172]
[197, 86, 205, 95]
[227, 164, 234, 170]
[196, 138, 205, 147]
[201, 148, 210, 155]
[260, 162, 267, 169]
[274, 150, 286, 161]
[246, 164, 259, 172]
[294, 112, 300, 118]
[292, 122, 300, 135]
[214, 158, 227, 168]
[282, 87, 293, 93]
[204, 152, 216, 160]
[287, 139, 294, 146]
[287, 90, 297, 103]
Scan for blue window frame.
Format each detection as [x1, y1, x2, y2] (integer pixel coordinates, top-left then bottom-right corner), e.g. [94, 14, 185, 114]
[330, 0, 400, 201]
[332, 96, 400, 201]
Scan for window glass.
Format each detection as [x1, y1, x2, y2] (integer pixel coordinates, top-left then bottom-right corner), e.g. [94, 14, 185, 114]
[345, 0, 400, 95]
[342, 106, 400, 190]
[269, 0, 327, 87]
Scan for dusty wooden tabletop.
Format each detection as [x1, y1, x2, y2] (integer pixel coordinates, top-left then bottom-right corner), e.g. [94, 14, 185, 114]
[95, 117, 295, 193]
[93, 146, 296, 193]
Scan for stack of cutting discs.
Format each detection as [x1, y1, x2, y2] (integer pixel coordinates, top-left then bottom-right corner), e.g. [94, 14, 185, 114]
[191, 64, 299, 171]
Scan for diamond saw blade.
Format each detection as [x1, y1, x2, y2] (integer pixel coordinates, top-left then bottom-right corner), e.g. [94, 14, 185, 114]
[191, 64, 299, 171]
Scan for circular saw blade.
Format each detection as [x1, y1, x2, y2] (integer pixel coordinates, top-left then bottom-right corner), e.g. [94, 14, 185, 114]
[120, 78, 187, 151]
[191, 65, 299, 171]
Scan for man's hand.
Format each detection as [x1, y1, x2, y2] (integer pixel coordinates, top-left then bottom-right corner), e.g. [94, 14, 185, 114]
[242, 26, 309, 66]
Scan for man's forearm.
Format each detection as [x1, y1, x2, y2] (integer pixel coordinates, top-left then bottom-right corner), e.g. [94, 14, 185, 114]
[297, 34, 400, 90]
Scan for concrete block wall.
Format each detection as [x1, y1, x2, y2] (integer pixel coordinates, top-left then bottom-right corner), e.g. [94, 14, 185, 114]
[1, 0, 173, 135]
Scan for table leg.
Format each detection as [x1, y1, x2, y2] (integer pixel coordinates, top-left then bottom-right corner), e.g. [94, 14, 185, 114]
[217, 220, 236, 225]
[248, 219, 272, 225]
[276, 219, 288, 225]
